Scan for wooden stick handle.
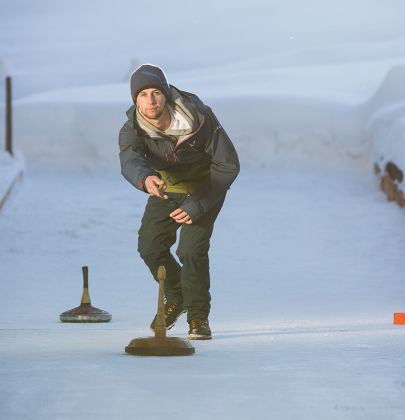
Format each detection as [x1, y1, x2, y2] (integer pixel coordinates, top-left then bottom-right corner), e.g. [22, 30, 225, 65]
[81, 266, 91, 304]
[155, 265, 166, 338]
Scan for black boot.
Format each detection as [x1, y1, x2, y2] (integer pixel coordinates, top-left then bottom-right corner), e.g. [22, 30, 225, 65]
[150, 302, 186, 332]
[188, 319, 212, 340]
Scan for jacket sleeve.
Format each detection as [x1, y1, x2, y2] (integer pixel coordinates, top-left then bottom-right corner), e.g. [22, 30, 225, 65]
[119, 118, 160, 192]
[180, 109, 240, 222]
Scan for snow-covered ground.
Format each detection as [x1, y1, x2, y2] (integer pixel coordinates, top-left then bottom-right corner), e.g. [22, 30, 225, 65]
[2, 0, 405, 419]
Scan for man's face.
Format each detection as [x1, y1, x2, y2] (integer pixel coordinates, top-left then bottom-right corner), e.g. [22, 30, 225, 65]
[136, 88, 167, 120]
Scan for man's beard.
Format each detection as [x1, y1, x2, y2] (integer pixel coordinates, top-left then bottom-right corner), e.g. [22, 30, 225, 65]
[142, 107, 163, 120]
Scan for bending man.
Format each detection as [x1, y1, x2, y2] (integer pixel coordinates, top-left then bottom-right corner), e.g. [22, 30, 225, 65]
[119, 64, 239, 339]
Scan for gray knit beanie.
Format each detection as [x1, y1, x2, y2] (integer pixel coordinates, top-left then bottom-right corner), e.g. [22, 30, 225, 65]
[130, 64, 171, 102]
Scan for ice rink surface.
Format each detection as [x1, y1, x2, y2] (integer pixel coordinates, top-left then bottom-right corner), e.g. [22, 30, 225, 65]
[1, 163, 404, 420]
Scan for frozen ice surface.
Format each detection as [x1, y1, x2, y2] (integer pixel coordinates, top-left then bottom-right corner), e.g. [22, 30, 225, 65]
[1, 163, 405, 420]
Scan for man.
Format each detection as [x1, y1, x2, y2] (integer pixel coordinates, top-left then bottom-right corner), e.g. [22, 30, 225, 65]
[119, 64, 239, 339]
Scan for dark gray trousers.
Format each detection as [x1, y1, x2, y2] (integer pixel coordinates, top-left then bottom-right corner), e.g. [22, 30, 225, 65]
[138, 193, 224, 320]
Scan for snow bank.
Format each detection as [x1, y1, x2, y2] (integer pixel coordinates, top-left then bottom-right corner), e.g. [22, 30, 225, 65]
[365, 66, 405, 205]
[1, 0, 404, 173]
[9, 59, 405, 213]
[7, 58, 404, 171]
[12, 99, 126, 166]
[11, 90, 369, 167]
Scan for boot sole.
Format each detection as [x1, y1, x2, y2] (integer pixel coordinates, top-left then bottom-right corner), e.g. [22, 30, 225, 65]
[188, 333, 212, 340]
[150, 309, 186, 332]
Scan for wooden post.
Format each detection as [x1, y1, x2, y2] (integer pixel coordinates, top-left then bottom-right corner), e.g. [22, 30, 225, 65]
[5, 76, 13, 156]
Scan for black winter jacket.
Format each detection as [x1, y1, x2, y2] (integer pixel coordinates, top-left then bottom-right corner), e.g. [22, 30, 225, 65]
[119, 87, 240, 222]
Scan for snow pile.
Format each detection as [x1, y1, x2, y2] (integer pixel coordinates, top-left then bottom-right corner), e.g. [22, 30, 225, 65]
[0, 150, 24, 209]
[367, 66, 405, 170]
[12, 97, 127, 166]
[0, 0, 404, 171]
[364, 65, 405, 204]
[7, 57, 404, 170]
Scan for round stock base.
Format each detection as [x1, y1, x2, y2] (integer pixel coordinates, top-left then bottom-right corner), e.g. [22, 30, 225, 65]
[59, 303, 112, 323]
[125, 336, 195, 356]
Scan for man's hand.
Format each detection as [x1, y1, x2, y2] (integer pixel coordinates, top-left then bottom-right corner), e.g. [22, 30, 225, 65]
[170, 208, 193, 224]
[144, 175, 168, 199]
